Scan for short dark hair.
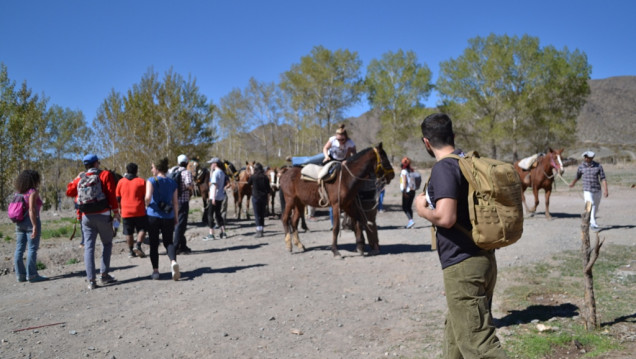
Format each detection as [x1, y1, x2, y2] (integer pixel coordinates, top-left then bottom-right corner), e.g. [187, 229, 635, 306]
[421, 113, 455, 148]
[126, 163, 138, 175]
[154, 157, 169, 174]
[15, 169, 41, 194]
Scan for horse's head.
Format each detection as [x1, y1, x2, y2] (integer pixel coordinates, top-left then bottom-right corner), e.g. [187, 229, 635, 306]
[373, 143, 395, 184]
[548, 147, 565, 175]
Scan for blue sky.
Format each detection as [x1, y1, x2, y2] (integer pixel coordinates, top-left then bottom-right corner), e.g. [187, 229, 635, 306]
[1, 0, 634, 122]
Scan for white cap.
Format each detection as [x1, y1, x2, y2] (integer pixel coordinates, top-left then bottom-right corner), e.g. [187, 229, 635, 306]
[177, 154, 188, 164]
[582, 151, 595, 158]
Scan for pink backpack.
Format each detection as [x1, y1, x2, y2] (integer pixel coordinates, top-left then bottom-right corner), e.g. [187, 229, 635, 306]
[8, 193, 27, 223]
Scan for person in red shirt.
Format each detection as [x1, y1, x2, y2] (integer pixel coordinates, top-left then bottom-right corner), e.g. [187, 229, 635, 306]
[116, 163, 148, 258]
[66, 154, 120, 290]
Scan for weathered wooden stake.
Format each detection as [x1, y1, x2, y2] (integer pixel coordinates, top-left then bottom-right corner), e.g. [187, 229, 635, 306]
[580, 201, 605, 330]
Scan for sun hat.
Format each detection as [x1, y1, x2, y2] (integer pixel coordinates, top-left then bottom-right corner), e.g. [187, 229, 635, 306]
[83, 154, 99, 165]
[177, 154, 188, 164]
[582, 151, 595, 158]
[207, 157, 220, 165]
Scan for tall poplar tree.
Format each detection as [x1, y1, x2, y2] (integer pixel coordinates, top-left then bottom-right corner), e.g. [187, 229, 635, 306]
[437, 34, 591, 160]
[280, 46, 363, 148]
[365, 49, 433, 160]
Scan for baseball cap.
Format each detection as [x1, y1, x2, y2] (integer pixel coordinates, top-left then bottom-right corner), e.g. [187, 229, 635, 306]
[177, 154, 188, 164]
[207, 157, 220, 164]
[582, 151, 595, 158]
[83, 154, 99, 165]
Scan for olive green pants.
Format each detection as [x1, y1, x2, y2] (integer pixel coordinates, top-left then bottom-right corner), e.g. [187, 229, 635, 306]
[442, 251, 508, 359]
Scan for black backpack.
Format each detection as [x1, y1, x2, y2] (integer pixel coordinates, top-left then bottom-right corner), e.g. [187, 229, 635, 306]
[168, 167, 184, 195]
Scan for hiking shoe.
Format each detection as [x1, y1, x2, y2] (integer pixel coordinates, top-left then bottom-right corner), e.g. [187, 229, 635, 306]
[100, 274, 117, 284]
[151, 272, 160, 280]
[133, 244, 146, 258]
[28, 275, 49, 283]
[219, 232, 227, 239]
[171, 262, 180, 281]
[406, 219, 415, 229]
[88, 281, 98, 290]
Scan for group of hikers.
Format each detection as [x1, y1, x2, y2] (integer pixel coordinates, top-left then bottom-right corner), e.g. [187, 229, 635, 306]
[10, 113, 610, 358]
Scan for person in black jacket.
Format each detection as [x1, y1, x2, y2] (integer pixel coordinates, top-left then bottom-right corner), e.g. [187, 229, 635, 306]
[247, 163, 272, 237]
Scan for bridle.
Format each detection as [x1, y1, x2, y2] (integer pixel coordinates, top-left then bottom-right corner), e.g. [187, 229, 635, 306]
[372, 147, 394, 180]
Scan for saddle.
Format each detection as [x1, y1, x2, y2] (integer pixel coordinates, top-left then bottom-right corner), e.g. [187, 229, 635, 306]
[518, 154, 539, 171]
[300, 162, 340, 183]
[300, 162, 341, 207]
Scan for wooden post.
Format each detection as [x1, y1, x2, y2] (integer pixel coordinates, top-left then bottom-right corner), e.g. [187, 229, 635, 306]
[580, 201, 604, 330]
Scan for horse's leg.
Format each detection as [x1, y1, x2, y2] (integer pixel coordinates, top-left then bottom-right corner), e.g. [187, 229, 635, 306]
[290, 204, 305, 252]
[281, 201, 293, 252]
[354, 220, 365, 255]
[246, 195, 251, 220]
[530, 185, 540, 215]
[331, 204, 342, 257]
[520, 189, 530, 215]
[237, 195, 243, 220]
[544, 188, 552, 220]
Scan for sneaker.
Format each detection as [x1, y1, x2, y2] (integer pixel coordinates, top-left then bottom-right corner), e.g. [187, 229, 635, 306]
[28, 275, 49, 283]
[88, 281, 98, 290]
[17, 275, 27, 283]
[128, 249, 137, 258]
[151, 272, 160, 280]
[100, 274, 117, 284]
[406, 219, 415, 229]
[219, 232, 227, 239]
[133, 244, 146, 258]
[204, 234, 215, 241]
[181, 246, 192, 254]
[171, 262, 180, 281]
[590, 224, 600, 230]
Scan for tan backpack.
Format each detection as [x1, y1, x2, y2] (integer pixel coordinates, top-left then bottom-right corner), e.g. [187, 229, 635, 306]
[444, 151, 524, 250]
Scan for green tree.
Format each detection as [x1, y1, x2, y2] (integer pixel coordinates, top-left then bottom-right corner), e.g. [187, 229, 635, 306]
[215, 88, 250, 162]
[94, 68, 215, 174]
[280, 45, 364, 149]
[365, 49, 433, 160]
[45, 105, 91, 210]
[437, 34, 591, 160]
[0, 63, 48, 208]
[244, 77, 283, 164]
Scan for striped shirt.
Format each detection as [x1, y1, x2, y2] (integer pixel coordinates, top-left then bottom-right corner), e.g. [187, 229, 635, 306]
[575, 161, 606, 192]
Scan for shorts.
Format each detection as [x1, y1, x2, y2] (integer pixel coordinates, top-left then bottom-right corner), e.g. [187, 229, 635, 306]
[122, 215, 149, 235]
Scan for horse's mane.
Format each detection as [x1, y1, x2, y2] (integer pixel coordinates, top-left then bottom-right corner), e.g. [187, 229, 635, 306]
[346, 147, 373, 163]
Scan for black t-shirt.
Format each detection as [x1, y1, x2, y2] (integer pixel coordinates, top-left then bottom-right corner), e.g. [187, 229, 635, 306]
[427, 149, 481, 269]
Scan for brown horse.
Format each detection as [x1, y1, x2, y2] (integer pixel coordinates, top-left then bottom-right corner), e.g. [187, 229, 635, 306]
[513, 148, 565, 219]
[279, 144, 394, 256]
[236, 161, 254, 220]
[187, 160, 210, 224]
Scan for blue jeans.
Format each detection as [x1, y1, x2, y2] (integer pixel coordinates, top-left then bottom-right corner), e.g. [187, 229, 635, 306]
[82, 214, 113, 281]
[378, 189, 385, 211]
[291, 153, 324, 166]
[14, 215, 42, 281]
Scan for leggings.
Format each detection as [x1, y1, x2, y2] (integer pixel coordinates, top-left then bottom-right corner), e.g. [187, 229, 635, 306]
[402, 191, 415, 220]
[148, 216, 177, 269]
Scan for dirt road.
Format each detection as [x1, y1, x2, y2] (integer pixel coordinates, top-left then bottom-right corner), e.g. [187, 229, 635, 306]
[1, 167, 635, 358]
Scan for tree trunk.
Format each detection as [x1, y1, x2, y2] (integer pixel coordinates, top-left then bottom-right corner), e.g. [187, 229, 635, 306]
[580, 201, 604, 330]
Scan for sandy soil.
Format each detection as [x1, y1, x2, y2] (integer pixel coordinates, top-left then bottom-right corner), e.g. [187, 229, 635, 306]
[1, 166, 635, 359]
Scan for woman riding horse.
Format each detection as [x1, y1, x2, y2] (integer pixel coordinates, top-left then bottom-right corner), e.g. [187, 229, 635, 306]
[279, 144, 394, 257]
